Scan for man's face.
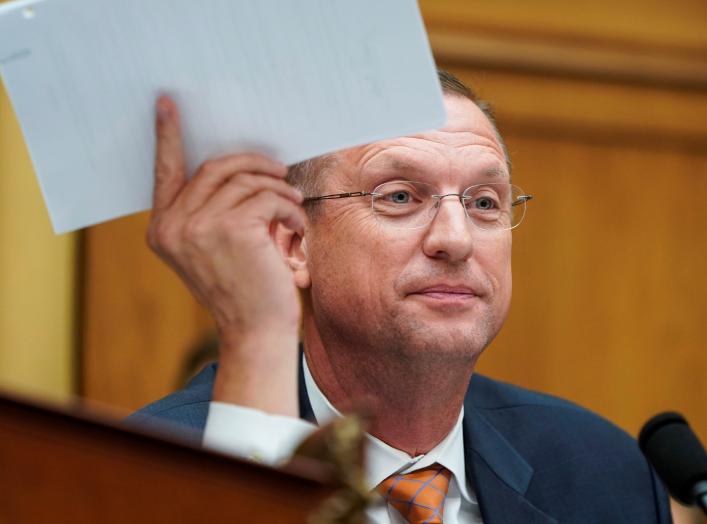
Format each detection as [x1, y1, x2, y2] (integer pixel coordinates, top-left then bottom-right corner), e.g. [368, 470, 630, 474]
[304, 95, 513, 363]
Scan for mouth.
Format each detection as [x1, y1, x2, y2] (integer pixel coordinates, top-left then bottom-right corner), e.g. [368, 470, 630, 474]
[408, 285, 480, 302]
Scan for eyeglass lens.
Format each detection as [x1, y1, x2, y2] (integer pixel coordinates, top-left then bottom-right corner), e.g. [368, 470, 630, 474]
[371, 180, 528, 230]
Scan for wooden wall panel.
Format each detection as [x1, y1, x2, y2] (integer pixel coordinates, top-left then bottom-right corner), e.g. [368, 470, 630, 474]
[420, 0, 707, 52]
[82, 213, 213, 412]
[472, 124, 707, 437]
[455, 71, 707, 141]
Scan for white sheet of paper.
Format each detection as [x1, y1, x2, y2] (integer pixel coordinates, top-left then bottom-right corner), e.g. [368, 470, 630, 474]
[0, 0, 444, 233]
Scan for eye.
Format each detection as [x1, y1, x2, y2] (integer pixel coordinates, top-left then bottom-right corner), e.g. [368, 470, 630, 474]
[387, 191, 412, 204]
[472, 196, 497, 210]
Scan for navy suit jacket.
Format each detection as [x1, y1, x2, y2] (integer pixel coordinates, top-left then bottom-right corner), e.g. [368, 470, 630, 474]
[129, 361, 672, 524]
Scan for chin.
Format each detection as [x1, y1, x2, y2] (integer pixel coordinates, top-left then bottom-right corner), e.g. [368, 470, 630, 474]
[386, 316, 497, 363]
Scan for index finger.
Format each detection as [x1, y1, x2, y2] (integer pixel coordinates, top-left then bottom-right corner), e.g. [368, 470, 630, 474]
[153, 95, 187, 212]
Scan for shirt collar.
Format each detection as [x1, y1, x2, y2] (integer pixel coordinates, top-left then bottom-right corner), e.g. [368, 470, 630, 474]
[302, 355, 475, 503]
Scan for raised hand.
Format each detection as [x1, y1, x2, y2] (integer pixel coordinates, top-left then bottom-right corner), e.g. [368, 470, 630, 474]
[147, 96, 306, 416]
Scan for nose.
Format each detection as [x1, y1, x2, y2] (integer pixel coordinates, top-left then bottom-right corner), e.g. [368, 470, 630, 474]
[421, 196, 475, 262]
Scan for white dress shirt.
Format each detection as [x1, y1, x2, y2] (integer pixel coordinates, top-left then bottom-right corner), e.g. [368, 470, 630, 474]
[203, 356, 483, 523]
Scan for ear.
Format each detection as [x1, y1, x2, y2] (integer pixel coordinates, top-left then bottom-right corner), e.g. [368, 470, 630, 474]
[273, 221, 311, 290]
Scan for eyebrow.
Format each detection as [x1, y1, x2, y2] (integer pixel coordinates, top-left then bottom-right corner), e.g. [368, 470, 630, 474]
[361, 157, 425, 176]
[484, 166, 508, 178]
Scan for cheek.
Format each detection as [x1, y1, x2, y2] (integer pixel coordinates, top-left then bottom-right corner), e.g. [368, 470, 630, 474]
[486, 235, 513, 314]
[308, 217, 413, 312]
[307, 217, 372, 308]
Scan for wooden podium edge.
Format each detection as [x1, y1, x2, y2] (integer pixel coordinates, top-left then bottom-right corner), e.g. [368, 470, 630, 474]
[0, 389, 339, 523]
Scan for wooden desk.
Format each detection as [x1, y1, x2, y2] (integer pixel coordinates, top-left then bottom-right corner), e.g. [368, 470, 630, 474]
[0, 392, 336, 523]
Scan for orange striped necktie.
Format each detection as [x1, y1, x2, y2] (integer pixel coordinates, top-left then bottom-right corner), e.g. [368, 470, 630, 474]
[377, 463, 452, 523]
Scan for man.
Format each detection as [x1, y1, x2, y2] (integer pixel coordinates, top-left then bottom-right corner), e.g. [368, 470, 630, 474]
[129, 71, 671, 523]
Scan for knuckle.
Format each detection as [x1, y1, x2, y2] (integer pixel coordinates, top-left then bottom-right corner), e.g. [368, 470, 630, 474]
[236, 191, 272, 218]
[183, 218, 208, 244]
[227, 172, 251, 186]
[238, 152, 266, 165]
[226, 171, 248, 185]
[199, 159, 220, 176]
[153, 157, 171, 178]
[250, 189, 275, 205]
[155, 127, 171, 145]
[148, 219, 177, 252]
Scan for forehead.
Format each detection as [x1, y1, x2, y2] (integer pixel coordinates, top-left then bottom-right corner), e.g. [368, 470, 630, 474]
[333, 95, 508, 186]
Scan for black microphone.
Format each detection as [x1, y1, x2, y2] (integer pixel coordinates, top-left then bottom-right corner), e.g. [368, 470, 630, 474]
[639, 412, 707, 515]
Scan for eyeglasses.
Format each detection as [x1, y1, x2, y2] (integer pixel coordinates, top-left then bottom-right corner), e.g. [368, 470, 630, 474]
[303, 180, 533, 230]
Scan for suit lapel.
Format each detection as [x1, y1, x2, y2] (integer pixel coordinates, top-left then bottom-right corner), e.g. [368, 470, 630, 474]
[463, 405, 558, 524]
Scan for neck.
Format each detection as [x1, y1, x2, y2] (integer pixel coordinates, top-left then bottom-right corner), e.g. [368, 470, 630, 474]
[302, 315, 477, 457]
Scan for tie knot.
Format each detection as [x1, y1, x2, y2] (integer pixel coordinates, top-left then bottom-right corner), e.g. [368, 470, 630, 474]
[376, 463, 452, 523]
